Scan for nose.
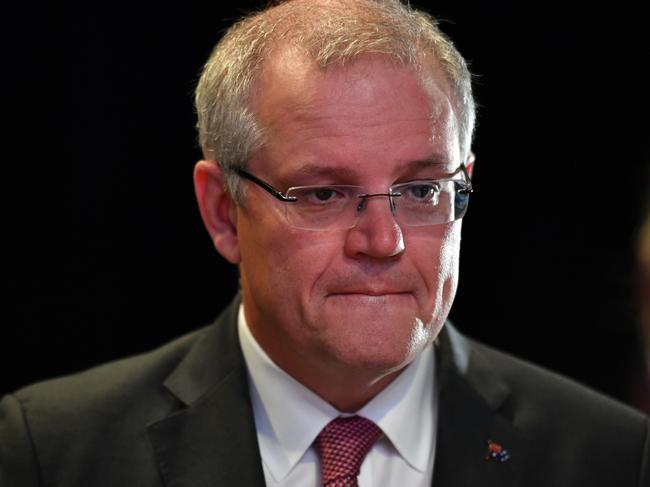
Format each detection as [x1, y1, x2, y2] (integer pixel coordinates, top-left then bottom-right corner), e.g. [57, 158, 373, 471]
[344, 195, 405, 259]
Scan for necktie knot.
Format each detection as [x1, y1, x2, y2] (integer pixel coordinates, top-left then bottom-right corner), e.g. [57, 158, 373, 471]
[314, 415, 382, 486]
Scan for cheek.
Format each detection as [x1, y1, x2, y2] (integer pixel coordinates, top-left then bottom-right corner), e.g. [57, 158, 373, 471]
[238, 213, 342, 298]
[437, 223, 461, 282]
[409, 222, 461, 318]
[435, 223, 462, 313]
[411, 222, 460, 279]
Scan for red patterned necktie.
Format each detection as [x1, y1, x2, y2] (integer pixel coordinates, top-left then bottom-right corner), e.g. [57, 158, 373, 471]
[314, 415, 383, 487]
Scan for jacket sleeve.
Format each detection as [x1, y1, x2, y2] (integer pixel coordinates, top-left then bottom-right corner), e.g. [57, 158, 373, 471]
[0, 394, 41, 487]
[641, 418, 650, 487]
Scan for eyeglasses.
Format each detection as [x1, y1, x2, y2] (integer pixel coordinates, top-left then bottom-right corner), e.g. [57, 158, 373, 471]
[235, 165, 473, 231]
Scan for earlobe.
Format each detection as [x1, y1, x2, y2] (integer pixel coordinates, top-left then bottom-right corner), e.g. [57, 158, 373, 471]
[465, 151, 476, 177]
[193, 160, 241, 264]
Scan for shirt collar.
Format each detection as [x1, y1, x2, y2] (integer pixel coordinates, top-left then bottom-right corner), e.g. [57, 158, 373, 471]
[358, 336, 436, 473]
[238, 304, 436, 482]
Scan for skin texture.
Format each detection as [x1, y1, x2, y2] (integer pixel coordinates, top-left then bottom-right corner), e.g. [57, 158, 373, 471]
[194, 52, 473, 411]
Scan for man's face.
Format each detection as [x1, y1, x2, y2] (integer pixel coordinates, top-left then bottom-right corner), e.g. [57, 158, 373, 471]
[234, 53, 464, 389]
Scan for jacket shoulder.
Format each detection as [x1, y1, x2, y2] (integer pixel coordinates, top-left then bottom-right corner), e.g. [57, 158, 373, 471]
[0, 326, 210, 486]
[14, 326, 207, 419]
[456, 333, 649, 486]
[468, 336, 646, 425]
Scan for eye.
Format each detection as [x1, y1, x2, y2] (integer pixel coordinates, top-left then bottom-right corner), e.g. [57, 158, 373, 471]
[297, 186, 349, 205]
[405, 182, 440, 201]
[313, 188, 336, 201]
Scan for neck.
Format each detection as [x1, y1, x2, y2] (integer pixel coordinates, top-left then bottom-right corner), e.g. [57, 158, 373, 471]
[250, 325, 410, 412]
[287, 361, 407, 412]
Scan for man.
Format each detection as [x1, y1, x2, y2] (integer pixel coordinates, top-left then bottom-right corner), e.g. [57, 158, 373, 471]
[1, 1, 648, 486]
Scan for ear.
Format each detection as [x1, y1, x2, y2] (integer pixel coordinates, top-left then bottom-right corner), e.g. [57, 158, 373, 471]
[465, 150, 476, 178]
[193, 160, 241, 264]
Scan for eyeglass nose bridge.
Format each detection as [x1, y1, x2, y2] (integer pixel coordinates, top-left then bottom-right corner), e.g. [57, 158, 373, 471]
[356, 192, 402, 214]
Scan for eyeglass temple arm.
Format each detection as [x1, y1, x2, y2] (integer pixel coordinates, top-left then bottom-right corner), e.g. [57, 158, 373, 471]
[235, 168, 298, 202]
[458, 164, 474, 194]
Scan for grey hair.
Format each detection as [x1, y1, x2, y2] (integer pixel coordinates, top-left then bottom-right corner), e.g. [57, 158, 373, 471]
[195, 0, 476, 203]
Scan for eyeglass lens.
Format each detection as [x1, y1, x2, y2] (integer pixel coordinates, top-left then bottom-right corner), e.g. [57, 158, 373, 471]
[283, 180, 470, 230]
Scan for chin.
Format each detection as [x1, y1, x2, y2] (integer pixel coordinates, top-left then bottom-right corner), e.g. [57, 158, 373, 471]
[321, 312, 434, 373]
[322, 293, 418, 322]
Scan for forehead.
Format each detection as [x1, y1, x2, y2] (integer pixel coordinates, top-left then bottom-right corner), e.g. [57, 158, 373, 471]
[249, 50, 461, 176]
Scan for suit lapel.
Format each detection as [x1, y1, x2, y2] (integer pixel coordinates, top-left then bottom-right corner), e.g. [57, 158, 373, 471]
[147, 296, 266, 487]
[432, 325, 528, 487]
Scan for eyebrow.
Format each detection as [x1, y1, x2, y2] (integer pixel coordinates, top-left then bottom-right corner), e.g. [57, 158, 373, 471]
[289, 155, 452, 181]
[404, 155, 453, 171]
[290, 164, 358, 181]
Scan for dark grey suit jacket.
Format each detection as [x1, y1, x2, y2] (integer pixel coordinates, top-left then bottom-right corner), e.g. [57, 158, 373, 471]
[1, 296, 649, 486]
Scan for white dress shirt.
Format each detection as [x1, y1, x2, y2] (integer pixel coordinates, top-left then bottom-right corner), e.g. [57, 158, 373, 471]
[237, 305, 438, 486]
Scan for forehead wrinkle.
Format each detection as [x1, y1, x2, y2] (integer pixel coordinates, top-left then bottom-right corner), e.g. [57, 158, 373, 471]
[272, 89, 446, 135]
[252, 52, 461, 171]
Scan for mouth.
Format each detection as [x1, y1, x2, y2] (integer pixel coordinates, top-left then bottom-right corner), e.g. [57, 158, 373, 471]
[329, 291, 410, 296]
[324, 292, 414, 310]
[327, 291, 413, 300]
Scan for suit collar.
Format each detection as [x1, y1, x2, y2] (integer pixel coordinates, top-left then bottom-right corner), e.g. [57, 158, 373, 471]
[433, 323, 527, 487]
[161, 294, 243, 406]
[147, 294, 266, 487]
[440, 323, 510, 411]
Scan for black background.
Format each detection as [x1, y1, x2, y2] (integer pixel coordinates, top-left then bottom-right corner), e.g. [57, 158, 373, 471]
[4, 1, 649, 411]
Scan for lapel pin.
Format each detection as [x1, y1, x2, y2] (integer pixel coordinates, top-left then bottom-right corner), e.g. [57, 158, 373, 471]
[485, 440, 510, 463]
